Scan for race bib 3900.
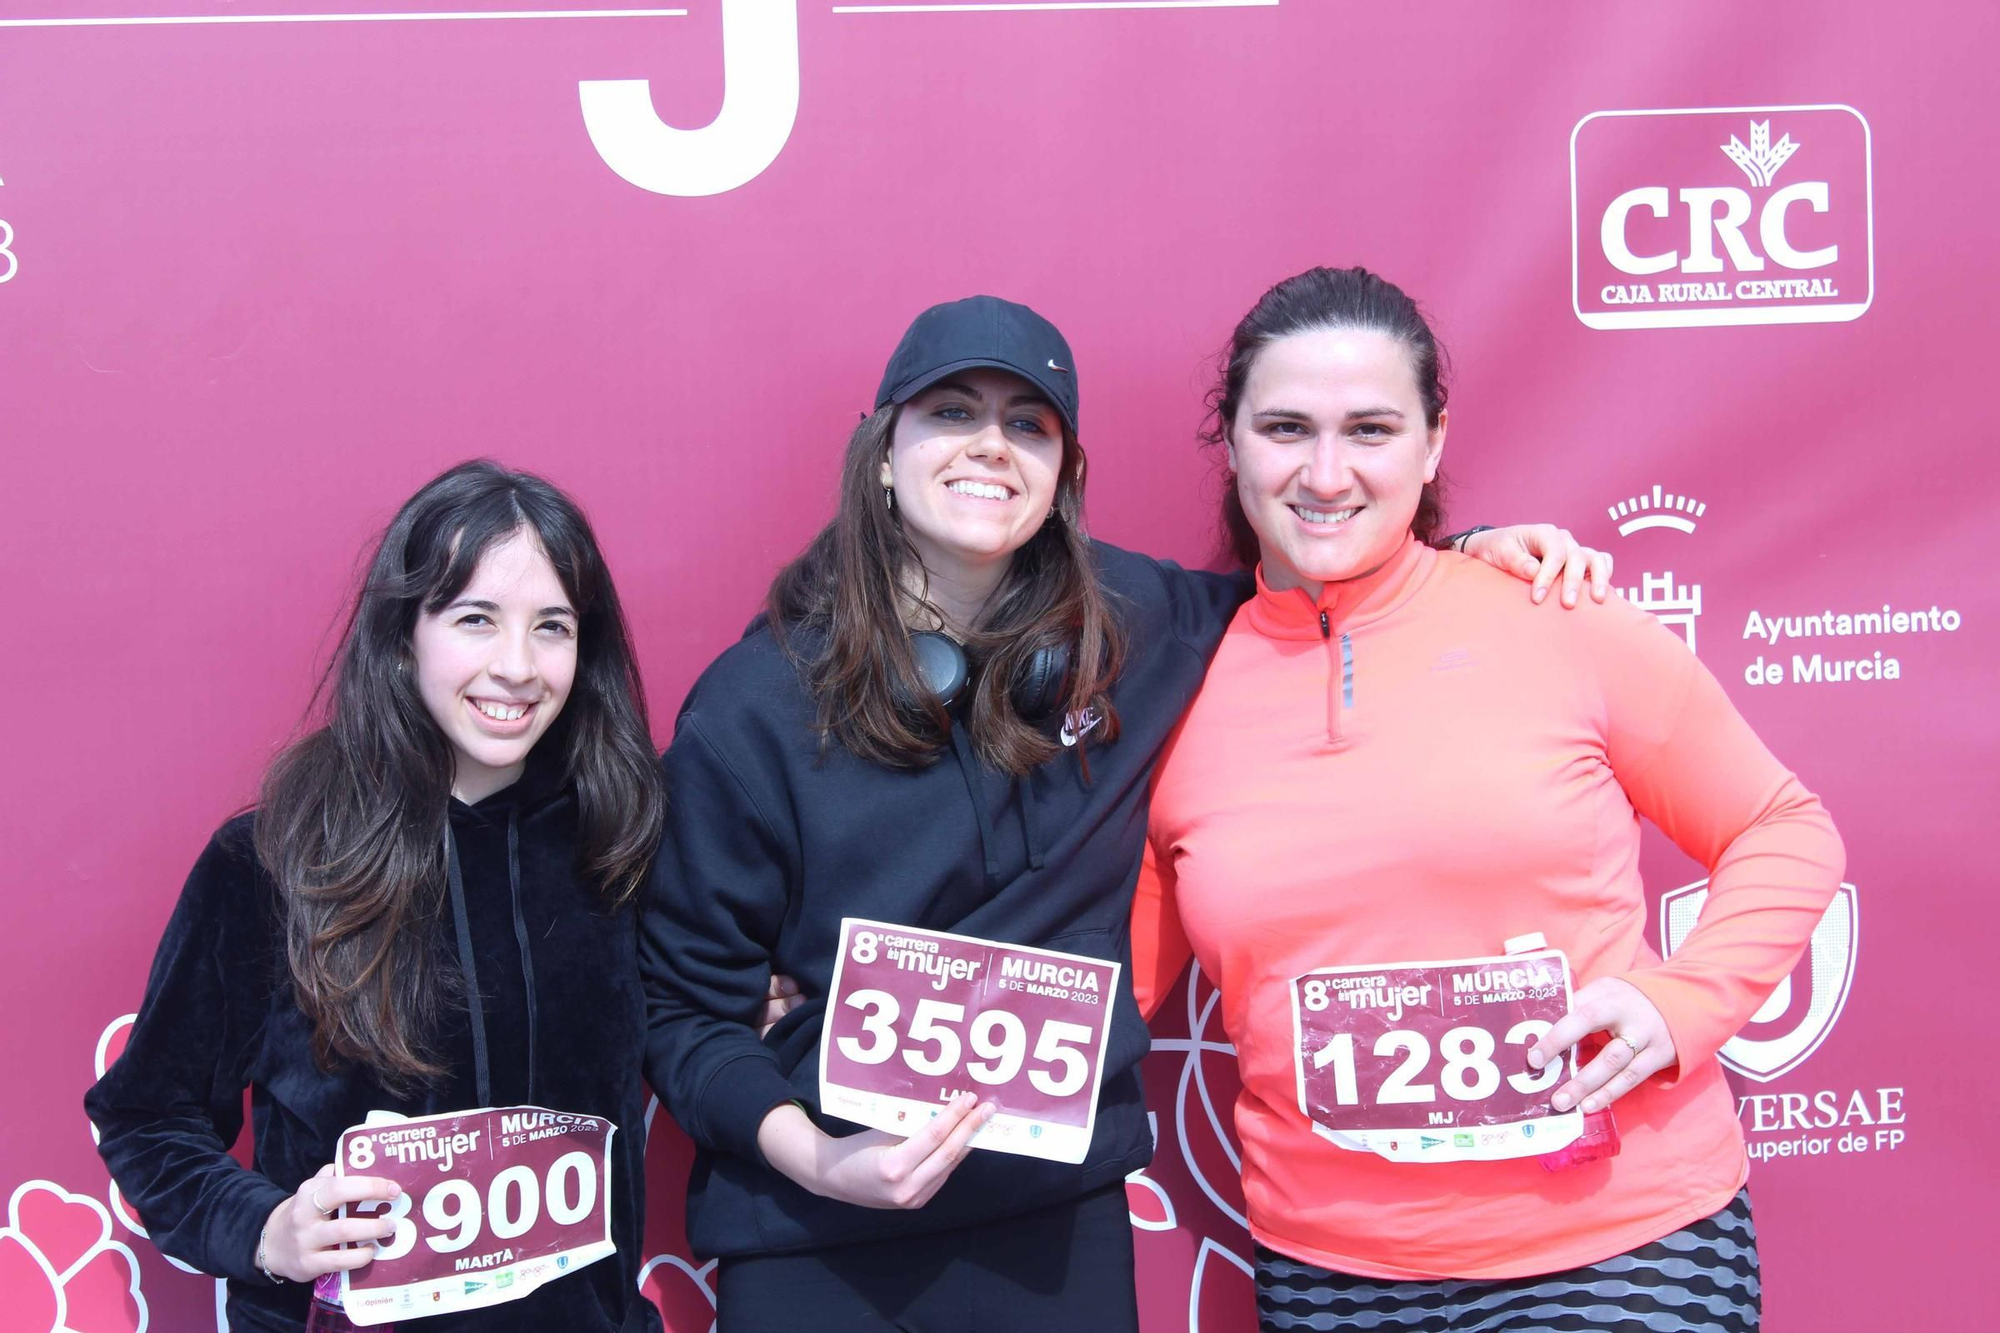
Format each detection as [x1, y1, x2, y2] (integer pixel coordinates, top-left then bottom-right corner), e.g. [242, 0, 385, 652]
[1291, 951, 1584, 1163]
[819, 918, 1120, 1165]
[334, 1105, 616, 1326]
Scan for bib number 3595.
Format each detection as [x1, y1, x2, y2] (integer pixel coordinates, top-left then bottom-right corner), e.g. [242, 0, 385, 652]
[818, 919, 1121, 1166]
[836, 989, 1094, 1097]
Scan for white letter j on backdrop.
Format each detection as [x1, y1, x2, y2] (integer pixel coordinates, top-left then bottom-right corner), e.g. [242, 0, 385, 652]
[580, 0, 800, 197]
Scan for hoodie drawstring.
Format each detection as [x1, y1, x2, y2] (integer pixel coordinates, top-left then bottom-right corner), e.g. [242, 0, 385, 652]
[950, 726, 1049, 883]
[505, 812, 538, 1104]
[443, 812, 539, 1107]
[1017, 774, 1045, 871]
[949, 725, 1002, 886]
[442, 826, 493, 1108]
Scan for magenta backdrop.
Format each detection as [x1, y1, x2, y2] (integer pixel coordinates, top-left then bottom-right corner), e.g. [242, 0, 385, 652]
[3, 2, 1994, 1329]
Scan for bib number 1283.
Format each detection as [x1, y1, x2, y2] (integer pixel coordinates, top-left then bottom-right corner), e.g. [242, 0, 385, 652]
[1291, 951, 1583, 1162]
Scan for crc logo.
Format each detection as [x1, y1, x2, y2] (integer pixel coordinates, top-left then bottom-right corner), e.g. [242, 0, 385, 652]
[1571, 105, 1873, 329]
[1659, 880, 1858, 1082]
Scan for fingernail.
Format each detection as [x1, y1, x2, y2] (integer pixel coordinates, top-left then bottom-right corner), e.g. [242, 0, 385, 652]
[1526, 1050, 1544, 1069]
[1552, 1092, 1573, 1112]
[1564, 591, 1578, 607]
[1532, 587, 1547, 604]
[1583, 1097, 1601, 1113]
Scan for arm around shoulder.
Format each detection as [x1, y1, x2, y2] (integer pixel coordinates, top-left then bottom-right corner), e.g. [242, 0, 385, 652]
[1094, 540, 1252, 661]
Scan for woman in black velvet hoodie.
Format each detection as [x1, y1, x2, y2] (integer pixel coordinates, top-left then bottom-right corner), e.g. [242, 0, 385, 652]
[85, 461, 670, 1333]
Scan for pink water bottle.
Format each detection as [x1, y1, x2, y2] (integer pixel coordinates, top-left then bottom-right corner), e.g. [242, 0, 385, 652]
[1539, 1102, 1621, 1172]
[1499, 932, 1622, 1173]
[304, 1273, 391, 1333]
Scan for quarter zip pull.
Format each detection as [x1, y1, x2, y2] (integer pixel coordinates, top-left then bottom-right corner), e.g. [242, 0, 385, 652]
[1318, 609, 1354, 744]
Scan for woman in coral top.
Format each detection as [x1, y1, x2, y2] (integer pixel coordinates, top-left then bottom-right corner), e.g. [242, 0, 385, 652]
[1132, 268, 1845, 1332]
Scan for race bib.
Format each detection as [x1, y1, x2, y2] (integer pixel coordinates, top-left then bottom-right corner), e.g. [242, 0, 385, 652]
[819, 918, 1120, 1165]
[1291, 950, 1583, 1163]
[333, 1106, 616, 1326]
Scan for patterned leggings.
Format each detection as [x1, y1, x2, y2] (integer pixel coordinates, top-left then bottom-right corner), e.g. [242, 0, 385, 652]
[1255, 1188, 1760, 1332]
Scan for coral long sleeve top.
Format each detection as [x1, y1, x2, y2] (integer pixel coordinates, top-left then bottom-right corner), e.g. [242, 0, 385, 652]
[1132, 538, 1844, 1280]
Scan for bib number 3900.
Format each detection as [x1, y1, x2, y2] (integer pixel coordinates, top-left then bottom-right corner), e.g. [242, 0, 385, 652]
[1291, 951, 1583, 1162]
[356, 1148, 600, 1261]
[333, 1106, 617, 1327]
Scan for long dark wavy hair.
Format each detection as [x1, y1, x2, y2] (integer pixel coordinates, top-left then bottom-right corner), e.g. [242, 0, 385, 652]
[255, 460, 665, 1093]
[768, 404, 1126, 776]
[1200, 266, 1452, 567]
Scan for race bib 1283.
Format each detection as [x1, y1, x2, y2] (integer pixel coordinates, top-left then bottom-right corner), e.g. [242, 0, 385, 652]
[1291, 950, 1584, 1163]
[818, 919, 1120, 1165]
[333, 1105, 616, 1326]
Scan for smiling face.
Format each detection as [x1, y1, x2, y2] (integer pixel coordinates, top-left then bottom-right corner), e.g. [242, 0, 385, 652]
[1227, 326, 1445, 599]
[878, 367, 1067, 590]
[410, 528, 578, 803]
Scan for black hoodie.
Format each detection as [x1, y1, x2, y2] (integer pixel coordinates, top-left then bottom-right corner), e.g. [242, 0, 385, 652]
[639, 541, 1246, 1259]
[84, 751, 661, 1333]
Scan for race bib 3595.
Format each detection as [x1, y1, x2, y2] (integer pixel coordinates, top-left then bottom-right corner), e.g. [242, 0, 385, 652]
[819, 918, 1120, 1165]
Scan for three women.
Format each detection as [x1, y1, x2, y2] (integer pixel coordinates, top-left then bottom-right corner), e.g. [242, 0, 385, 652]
[92, 293, 1615, 1332]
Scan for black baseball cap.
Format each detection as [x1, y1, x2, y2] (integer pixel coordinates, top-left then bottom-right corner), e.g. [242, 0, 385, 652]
[875, 295, 1079, 432]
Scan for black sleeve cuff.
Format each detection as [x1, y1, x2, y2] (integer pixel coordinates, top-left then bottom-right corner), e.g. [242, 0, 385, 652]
[695, 1051, 802, 1166]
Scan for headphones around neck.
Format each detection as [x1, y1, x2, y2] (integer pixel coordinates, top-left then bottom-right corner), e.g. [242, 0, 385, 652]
[910, 631, 1070, 723]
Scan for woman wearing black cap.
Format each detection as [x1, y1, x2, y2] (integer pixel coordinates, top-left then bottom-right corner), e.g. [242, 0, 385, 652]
[638, 296, 1609, 1331]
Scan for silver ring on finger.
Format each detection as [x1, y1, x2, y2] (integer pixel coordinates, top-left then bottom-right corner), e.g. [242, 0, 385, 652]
[1616, 1034, 1642, 1058]
[311, 1188, 335, 1218]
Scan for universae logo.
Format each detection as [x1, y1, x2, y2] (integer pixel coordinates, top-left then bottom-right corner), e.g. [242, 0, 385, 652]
[1571, 104, 1874, 329]
[1660, 880, 1859, 1082]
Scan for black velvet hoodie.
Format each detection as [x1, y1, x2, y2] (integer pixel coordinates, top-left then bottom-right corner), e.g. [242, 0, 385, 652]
[85, 751, 661, 1333]
[639, 541, 1246, 1260]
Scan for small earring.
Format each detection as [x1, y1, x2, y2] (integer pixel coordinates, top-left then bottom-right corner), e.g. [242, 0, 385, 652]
[884, 486, 896, 512]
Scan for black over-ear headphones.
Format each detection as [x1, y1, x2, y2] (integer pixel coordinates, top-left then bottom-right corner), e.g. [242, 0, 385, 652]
[910, 631, 1071, 723]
